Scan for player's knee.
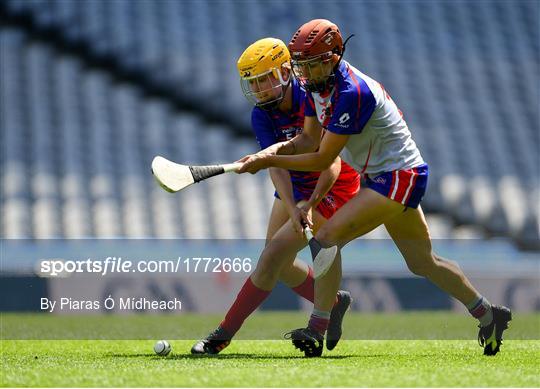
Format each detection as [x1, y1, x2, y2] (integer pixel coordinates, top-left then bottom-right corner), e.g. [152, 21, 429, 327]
[406, 262, 430, 277]
[277, 263, 295, 284]
[252, 250, 280, 285]
[255, 259, 279, 280]
[251, 265, 279, 288]
[315, 226, 339, 248]
[433, 253, 461, 269]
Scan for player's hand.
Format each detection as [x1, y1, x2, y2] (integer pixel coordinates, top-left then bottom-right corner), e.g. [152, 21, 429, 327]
[287, 206, 309, 234]
[259, 143, 280, 156]
[233, 155, 249, 174]
[235, 155, 250, 163]
[299, 203, 314, 230]
[236, 154, 269, 174]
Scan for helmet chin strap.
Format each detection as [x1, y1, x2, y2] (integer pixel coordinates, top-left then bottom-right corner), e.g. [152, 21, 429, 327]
[336, 34, 355, 66]
[306, 75, 335, 94]
[259, 100, 281, 111]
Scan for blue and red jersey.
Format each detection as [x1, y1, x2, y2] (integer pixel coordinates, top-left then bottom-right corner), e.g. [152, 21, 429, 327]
[251, 79, 360, 218]
[251, 78, 321, 189]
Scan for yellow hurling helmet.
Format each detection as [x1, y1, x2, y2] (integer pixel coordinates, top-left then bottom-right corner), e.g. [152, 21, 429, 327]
[237, 38, 291, 109]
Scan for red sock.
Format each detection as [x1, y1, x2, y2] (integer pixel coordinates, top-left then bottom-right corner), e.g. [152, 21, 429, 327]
[291, 267, 315, 302]
[308, 311, 330, 335]
[219, 277, 270, 336]
[291, 267, 339, 306]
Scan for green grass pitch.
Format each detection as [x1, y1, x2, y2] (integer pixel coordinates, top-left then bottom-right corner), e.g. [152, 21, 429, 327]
[2, 312, 539, 387]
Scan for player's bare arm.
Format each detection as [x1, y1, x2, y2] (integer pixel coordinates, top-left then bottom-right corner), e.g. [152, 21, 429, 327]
[291, 156, 344, 230]
[238, 131, 349, 174]
[268, 167, 303, 232]
[288, 115, 324, 154]
[305, 156, 341, 208]
[251, 115, 323, 158]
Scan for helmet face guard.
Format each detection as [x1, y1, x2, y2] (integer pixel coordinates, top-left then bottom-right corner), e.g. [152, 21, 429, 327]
[240, 67, 290, 110]
[291, 52, 335, 93]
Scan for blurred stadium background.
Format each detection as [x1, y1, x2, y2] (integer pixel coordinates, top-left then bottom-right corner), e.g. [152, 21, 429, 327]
[1, 0, 539, 316]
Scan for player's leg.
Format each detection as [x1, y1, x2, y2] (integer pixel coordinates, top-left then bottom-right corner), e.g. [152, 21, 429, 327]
[264, 198, 316, 290]
[384, 206, 512, 355]
[217, 211, 327, 340]
[229, 197, 317, 330]
[191, 207, 326, 355]
[264, 198, 291, 243]
[313, 189, 405, 310]
[384, 206, 479, 303]
[256, 199, 352, 336]
[270, 199, 351, 327]
[250, 207, 327, 291]
[287, 189, 405, 357]
[220, 205, 351, 352]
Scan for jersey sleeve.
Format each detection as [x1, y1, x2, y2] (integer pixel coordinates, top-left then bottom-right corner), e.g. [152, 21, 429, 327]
[251, 108, 278, 150]
[303, 92, 316, 117]
[326, 84, 376, 135]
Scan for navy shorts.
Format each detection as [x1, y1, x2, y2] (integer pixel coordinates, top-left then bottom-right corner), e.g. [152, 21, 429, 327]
[364, 164, 428, 209]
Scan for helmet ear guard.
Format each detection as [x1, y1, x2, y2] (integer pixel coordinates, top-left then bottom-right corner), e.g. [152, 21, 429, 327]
[272, 65, 291, 87]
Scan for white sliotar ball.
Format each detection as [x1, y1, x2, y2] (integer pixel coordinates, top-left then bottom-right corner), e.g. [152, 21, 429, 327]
[153, 340, 171, 356]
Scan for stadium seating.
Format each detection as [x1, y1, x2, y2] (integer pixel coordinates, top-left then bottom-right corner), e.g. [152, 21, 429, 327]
[0, 0, 538, 249]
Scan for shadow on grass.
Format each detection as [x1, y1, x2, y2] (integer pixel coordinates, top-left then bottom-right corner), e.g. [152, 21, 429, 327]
[104, 352, 445, 360]
[107, 352, 361, 360]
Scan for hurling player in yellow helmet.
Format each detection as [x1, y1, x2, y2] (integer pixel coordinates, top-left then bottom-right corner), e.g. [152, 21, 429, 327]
[237, 37, 292, 110]
[191, 38, 360, 355]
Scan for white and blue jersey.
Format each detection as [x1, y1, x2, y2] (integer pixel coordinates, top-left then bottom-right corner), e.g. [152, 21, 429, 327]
[304, 61, 428, 208]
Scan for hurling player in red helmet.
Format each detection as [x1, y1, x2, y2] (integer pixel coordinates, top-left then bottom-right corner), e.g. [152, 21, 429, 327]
[237, 19, 511, 357]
